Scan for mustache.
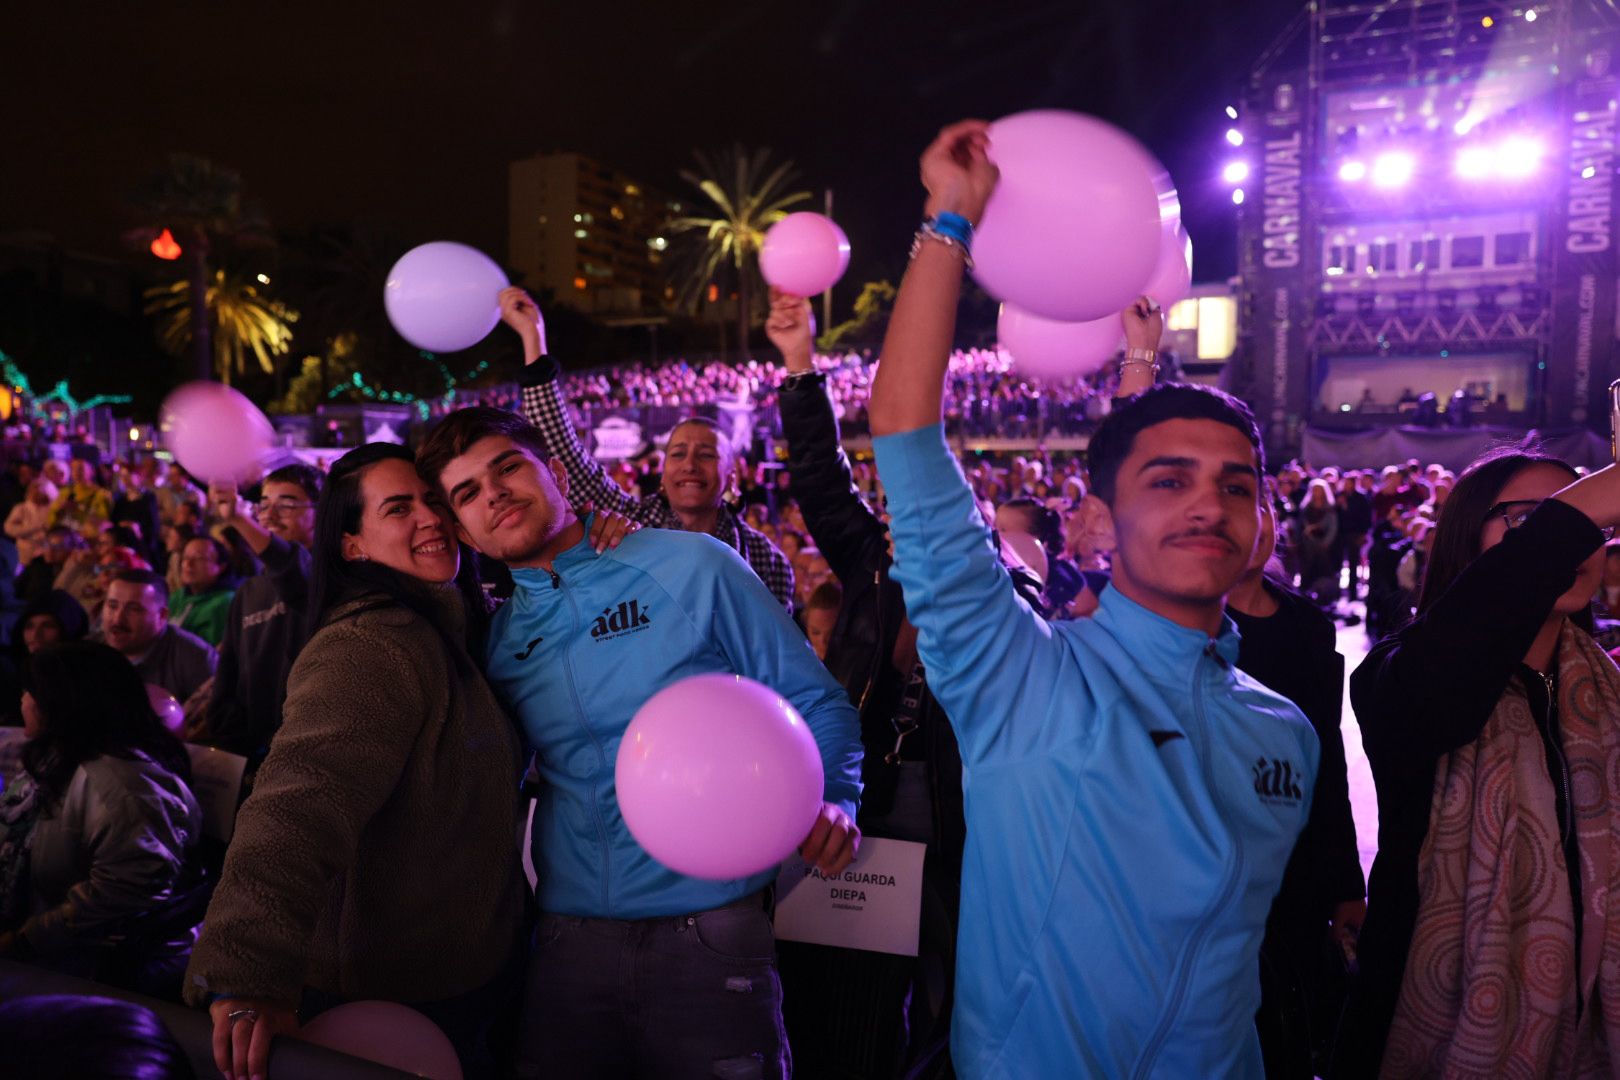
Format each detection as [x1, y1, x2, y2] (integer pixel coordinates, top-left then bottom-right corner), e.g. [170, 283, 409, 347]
[1163, 527, 1238, 551]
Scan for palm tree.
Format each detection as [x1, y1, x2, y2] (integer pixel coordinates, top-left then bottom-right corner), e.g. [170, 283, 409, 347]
[144, 270, 298, 386]
[129, 154, 271, 381]
[667, 146, 811, 358]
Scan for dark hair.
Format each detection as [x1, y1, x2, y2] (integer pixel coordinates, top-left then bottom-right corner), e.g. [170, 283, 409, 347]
[180, 534, 239, 591]
[1086, 383, 1265, 506]
[264, 462, 323, 502]
[416, 406, 551, 491]
[103, 523, 142, 550]
[806, 580, 842, 611]
[305, 443, 490, 672]
[109, 568, 170, 596]
[0, 994, 197, 1079]
[1416, 447, 1584, 627]
[21, 642, 191, 809]
[998, 496, 1064, 556]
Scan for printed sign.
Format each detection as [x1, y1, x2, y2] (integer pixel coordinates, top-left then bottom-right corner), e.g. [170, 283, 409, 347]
[184, 744, 248, 843]
[773, 837, 928, 957]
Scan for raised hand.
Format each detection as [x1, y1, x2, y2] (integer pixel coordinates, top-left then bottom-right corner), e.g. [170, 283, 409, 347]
[498, 286, 548, 363]
[764, 288, 815, 373]
[920, 119, 999, 226]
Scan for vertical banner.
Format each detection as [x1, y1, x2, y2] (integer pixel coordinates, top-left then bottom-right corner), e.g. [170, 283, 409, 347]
[1243, 76, 1313, 461]
[1552, 37, 1620, 428]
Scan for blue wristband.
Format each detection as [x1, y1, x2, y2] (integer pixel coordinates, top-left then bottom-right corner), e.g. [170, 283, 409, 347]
[928, 212, 975, 248]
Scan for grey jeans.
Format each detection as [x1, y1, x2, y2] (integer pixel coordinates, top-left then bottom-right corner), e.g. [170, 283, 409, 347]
[513, 892, 790, 1079]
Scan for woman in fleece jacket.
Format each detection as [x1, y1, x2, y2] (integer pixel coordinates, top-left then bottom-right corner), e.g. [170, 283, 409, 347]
[185, 443, 531, 1080]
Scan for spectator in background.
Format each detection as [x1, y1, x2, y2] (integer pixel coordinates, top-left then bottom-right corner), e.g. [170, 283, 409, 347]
[1296, 478, 1342, 606]
[160, 521, 202, 596]
[0, 642, 203, 998]
[0, 591, 89, 726]
[17, 528, 82, 605]
[46, 460, 112, 537]
[1227, 499, 1365, 1077]
[168, 536, 238, 648]
[4, 479, 56, 567]
[202, 465, 320, 765]
[111, 461, 162, 566]
[100, 570, 216, 704]
[802, 579, 841, 661]
[1338, 471, 1374, 608]
[154, 462, 203, 527]
[500, 287, 797, 612]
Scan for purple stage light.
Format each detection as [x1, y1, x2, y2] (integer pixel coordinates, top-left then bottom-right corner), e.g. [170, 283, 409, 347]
[1225, 128, 1244, 147]
[1232, 188, 1246, 205]
[1371, 152, 1416, 188]
[1338, 159, 1368, 182]
[1496, 136, 1543, 179]
[1222, 161, 1250, 184]
[1455, 145, 1494, 179]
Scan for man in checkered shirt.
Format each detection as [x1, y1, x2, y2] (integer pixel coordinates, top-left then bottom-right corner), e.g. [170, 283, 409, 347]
[498, 287, 796, 612]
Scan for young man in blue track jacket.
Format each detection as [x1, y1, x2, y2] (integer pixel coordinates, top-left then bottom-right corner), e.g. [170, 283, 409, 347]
[864, 120, 1321, 1079]
[419, 406, 863, 1080]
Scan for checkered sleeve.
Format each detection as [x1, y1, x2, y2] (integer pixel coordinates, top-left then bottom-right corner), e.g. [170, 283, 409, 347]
[518, 374, 651, 524]
[740, 523, 796, 613]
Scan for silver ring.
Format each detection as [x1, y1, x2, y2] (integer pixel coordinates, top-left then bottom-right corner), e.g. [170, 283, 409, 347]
[227, 1008, 259, 1024]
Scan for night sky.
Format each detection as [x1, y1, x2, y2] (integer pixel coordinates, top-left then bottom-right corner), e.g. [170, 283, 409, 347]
[4, 0, 1304, 294]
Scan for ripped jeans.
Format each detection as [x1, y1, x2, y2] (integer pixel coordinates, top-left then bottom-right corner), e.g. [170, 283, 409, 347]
[512, 891, 790, 1079]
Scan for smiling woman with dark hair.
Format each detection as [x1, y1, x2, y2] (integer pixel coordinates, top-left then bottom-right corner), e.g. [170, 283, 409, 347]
[185, 443, 532, 1080]
[1343, 449, 1620, 1077]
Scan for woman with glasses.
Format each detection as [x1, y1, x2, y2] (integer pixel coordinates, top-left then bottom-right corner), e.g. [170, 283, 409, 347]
[1340, 450, 1620, 1077]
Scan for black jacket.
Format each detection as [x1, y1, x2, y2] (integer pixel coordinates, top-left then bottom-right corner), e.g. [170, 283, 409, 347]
[1341, 499, 1605, 1075]
[778, 372, 965, 869]
[203, 535, 313, 764]
[1231, 580, 1364, 939]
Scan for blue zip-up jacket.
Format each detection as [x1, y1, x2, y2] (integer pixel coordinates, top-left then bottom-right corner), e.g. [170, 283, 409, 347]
[873, 425, 1319, 1080]
[485, 523, 863, 920]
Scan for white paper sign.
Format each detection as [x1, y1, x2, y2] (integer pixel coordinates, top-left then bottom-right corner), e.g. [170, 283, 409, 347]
[185, 744, 248, 843]
[773, 837, 928, 957]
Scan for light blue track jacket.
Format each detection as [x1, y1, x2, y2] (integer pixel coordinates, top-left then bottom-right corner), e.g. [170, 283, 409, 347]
[873, 424, 1319, 1080]
[485, 524, 863, 920]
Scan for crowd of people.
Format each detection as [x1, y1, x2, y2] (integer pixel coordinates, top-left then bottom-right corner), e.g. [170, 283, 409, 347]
[433, 340, 1124, 440]
[0, 120, 1615, 1080]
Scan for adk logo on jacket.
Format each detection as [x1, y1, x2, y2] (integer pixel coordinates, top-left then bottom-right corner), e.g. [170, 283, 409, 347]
[590, 600, 652, 641]
[1252, 757, 1305, 807]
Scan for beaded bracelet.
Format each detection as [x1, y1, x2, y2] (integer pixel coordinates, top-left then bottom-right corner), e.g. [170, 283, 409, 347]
[910, 212, 976, 267]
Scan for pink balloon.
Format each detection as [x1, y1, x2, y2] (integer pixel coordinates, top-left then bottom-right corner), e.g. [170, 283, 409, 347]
[615, 673, 824, 880]
[384, 241, 509, 353]
[1142, 225, 1193, 310]
[973, 110, 1164, 322]
[301, 1001, 462, 1080]
[145, 684, 184, 734]
[760, 213, 851, 298]
[998, 304, 1124, 380]
[159, 382, 275, 484]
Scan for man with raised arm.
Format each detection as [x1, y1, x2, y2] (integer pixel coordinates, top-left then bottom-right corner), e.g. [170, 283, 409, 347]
[499, 289, 795, 611]
[865, 120, 1319, 1078]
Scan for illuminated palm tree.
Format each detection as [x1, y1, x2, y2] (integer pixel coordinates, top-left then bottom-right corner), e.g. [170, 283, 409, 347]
[129, 154, 272, 381]
[667, 146, 811, 357]
[145, 270, 298, 386]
